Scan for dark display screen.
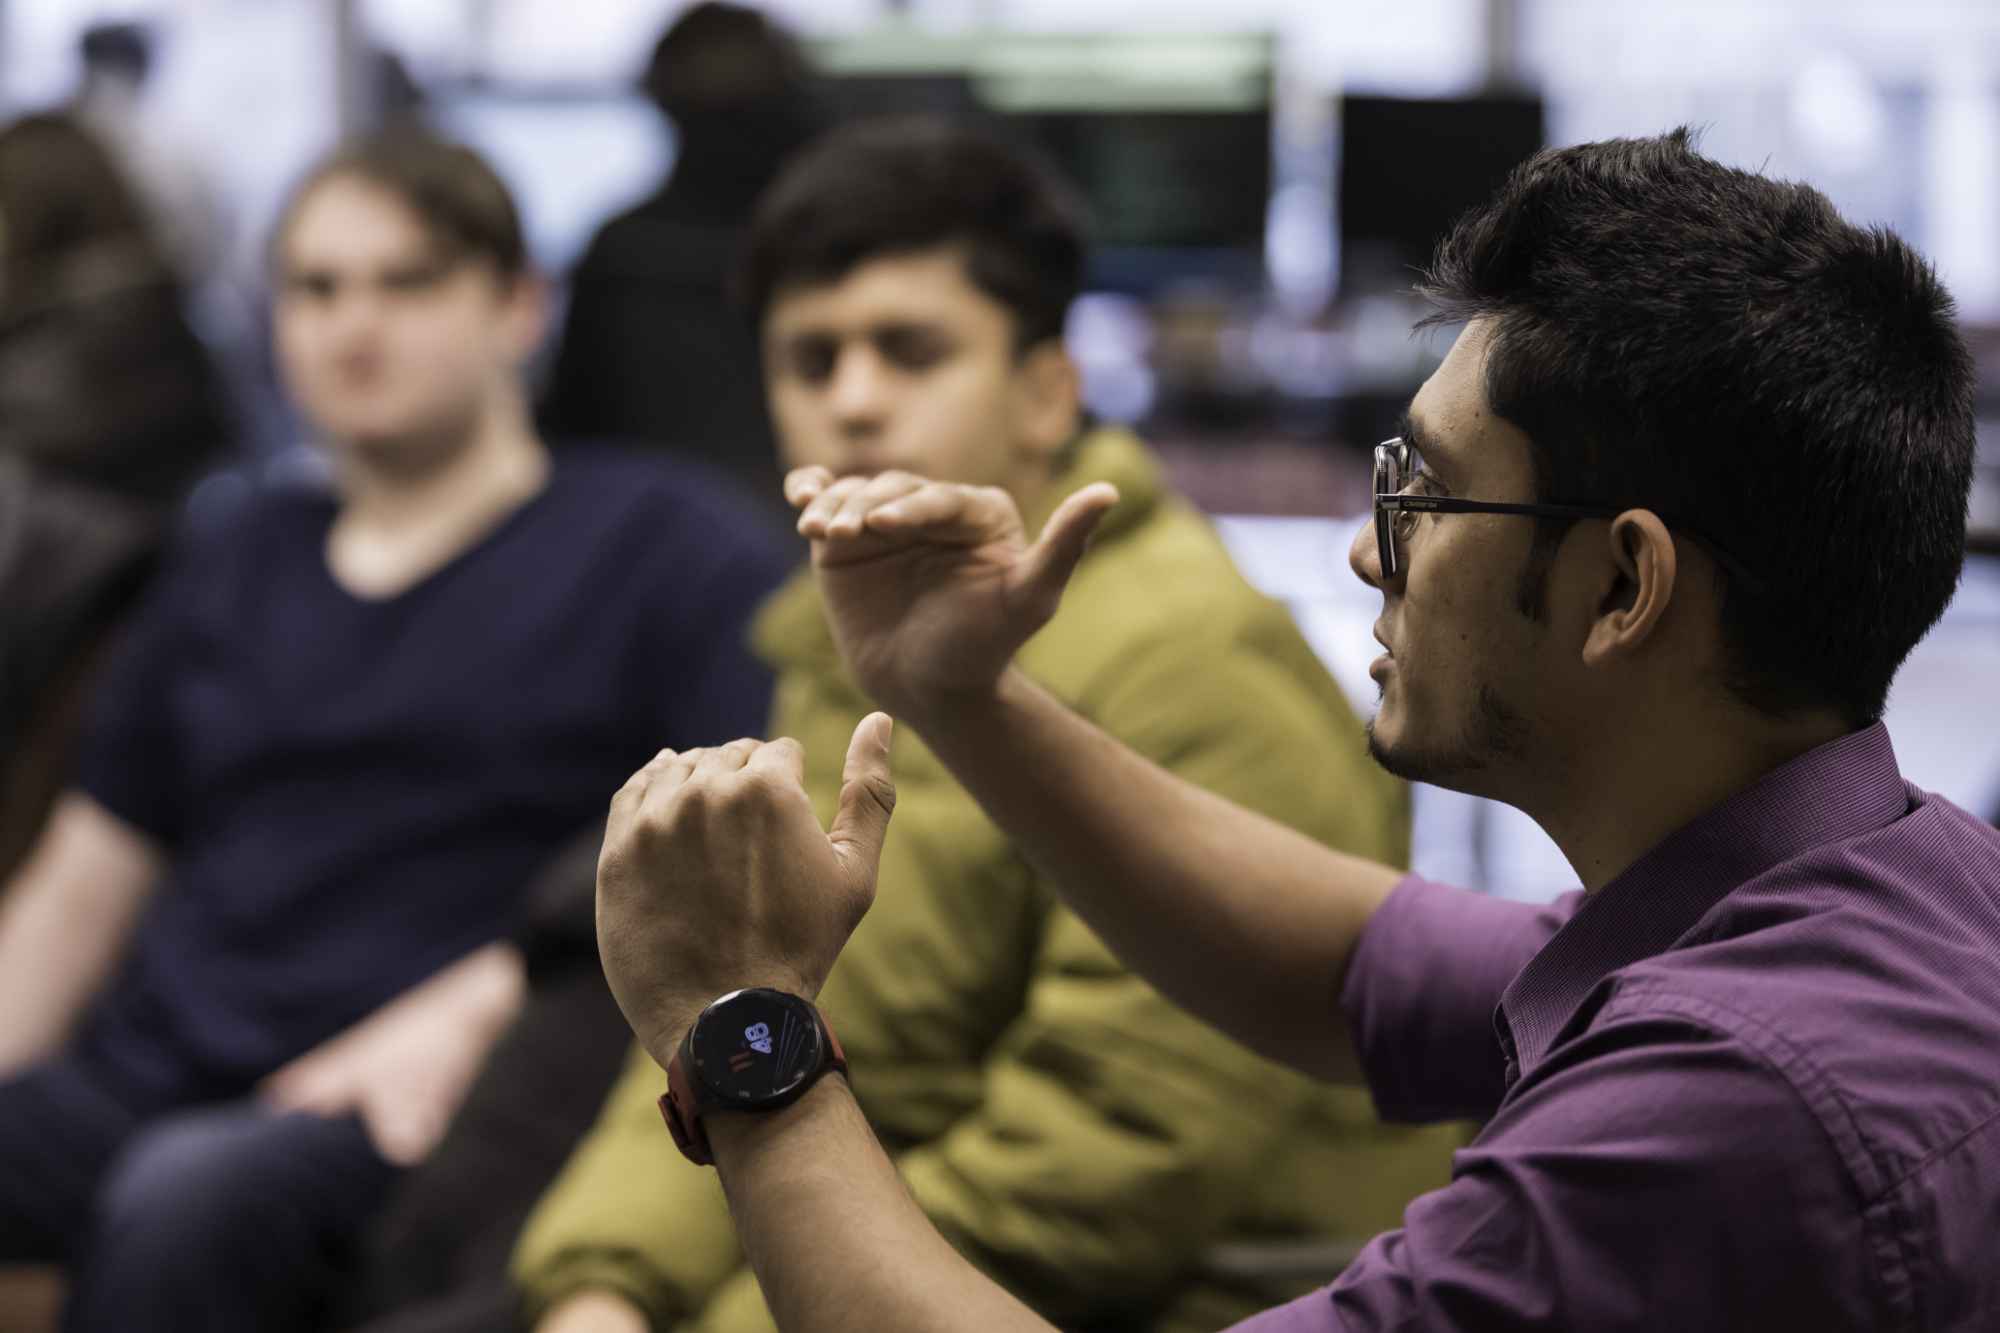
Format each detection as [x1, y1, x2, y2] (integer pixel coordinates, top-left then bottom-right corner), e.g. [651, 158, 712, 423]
[1011, 109, 1272, 253]
[689, 989, 823, 1104]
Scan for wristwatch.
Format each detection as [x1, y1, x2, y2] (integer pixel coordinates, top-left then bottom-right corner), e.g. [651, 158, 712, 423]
[659, 987, 847, 1166]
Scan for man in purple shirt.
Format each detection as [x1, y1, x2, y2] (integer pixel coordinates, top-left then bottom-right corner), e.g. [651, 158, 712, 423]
[586, 130, 1999, 1330]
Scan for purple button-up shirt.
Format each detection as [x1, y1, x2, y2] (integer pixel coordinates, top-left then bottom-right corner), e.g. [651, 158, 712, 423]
[1238, 724, 2000, 1332]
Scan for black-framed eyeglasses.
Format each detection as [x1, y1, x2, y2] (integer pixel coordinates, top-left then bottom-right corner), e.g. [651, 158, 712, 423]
[1372, 437, 1765, 593]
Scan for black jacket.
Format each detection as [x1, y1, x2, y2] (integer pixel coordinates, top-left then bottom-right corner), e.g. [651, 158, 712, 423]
[0, 243, 230, 760]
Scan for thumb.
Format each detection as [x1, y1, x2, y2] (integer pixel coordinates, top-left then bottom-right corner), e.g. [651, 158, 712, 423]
[829, 712, 897, 886]
[1014, 483, 1119, 613]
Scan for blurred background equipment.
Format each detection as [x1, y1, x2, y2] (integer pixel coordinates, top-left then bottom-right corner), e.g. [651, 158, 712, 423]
[812, 29, 1275, 293]
[1336, 92, 1545, 298]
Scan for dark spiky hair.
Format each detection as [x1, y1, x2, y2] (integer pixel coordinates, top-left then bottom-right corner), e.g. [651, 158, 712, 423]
[1421, 128, 1974, 725]
[743, 116, 1086, 351]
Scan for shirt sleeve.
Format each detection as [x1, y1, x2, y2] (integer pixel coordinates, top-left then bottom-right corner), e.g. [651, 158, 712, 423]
[1235, 1003, 1870, 1332]
[1341, 877, 1576, 1123]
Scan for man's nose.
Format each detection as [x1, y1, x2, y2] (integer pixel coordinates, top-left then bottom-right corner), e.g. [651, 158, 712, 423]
[322, 285, 387, 346]
[826, 346, 890, 426]
[1349, 515, 1386, 591]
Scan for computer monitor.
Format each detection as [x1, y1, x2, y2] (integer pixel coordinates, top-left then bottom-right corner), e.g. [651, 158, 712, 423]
[819, 72, 983, 122]
[811, 30, 1274, 295]
[1013, 108, 1271, 258]
[1337, 93, 1545, 296]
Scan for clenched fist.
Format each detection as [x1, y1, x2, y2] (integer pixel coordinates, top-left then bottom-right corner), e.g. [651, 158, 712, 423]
[595, 716, 897, 1069]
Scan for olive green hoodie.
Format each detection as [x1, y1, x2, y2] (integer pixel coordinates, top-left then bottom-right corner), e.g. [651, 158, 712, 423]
[513, 429, 1459, 1331]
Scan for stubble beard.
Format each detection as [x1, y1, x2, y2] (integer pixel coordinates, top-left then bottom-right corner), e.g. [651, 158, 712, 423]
[1365, 680, 1531, 794]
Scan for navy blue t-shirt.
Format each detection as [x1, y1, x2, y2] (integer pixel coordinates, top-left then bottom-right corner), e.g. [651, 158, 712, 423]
[72, 447, 795, 1096]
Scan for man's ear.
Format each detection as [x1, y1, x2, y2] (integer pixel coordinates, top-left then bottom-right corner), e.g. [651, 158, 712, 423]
[1013, 340, 1083, 459]
[1581, 510, 1678, 667]
[498, 269, 552, 369]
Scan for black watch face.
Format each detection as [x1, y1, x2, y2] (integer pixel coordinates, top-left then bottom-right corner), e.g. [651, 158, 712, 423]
[690, 989, 824, 1106]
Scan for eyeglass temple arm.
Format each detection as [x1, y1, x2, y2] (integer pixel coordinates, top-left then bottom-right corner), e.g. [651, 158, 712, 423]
[1375, 495, 1622, 520]
[1375, 495, 1766, 592]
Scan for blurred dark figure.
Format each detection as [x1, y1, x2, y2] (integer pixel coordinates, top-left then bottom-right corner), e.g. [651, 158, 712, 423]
[538, 2, 818, 512]
[73, 23, 228, 287]
[0, 113, 230, 878]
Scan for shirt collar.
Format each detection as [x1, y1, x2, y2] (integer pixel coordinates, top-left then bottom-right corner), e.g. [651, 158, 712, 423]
[1497, 722, 1912, 1081]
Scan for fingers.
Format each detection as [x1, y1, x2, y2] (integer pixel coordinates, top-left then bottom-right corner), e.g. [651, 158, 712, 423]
[609, 746, 679, 820]
[784, 466, 835, 510]
[795, 471, 930, 540]
[690, 738, 761, 780]
[828, 712, 896, 884]
[795, 474, 870, 539]
[825, 472, 929, 539]
[863, 482, 1021, 546]
[797, 472, 1026, 551]
[861, 482, 971, 532]
[617, 739, 804, 842]
[256, 1069, 301, 1110]
[258, 1060, 350, 1116]
[1013, 482, 1119, 610]
[621, 741, 748, 815]
[743, 735, 806, 790]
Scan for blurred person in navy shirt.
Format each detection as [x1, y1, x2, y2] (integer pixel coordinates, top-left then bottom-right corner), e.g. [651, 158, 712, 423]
[0, 129, 789, 1332]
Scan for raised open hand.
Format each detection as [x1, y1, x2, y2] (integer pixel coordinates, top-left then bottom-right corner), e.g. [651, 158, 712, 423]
[787, 468, 1119, 723]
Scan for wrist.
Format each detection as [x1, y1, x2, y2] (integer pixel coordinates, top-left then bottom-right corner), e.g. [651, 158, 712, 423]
[650, 967, 813, 1066]
[661, 988, 846, 1166]
[900, 666, 1027, 740]
[704, 1070, 853, 1168]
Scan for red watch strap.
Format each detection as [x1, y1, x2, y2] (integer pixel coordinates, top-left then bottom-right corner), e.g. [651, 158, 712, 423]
[824, 1023, 848, 1070]
[660, 1052, 713, 1165]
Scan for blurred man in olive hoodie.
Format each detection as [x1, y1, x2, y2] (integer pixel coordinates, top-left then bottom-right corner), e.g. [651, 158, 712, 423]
[514, 119, 1457, 1333]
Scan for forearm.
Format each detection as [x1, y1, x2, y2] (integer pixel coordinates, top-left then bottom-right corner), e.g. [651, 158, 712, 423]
[0, 794, 160, 1072]
[906, 671, 1399, 1082]
[0, 888, 124, 1071]
[710, 1078, 1053, 1333]
[426, 938, 529, 1038]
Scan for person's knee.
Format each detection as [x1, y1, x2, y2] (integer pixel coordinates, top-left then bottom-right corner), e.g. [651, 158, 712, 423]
[0, 1062, 145, 1262]
[68, 1107, 395, 1329]
[93, 1107, 302, 1260]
